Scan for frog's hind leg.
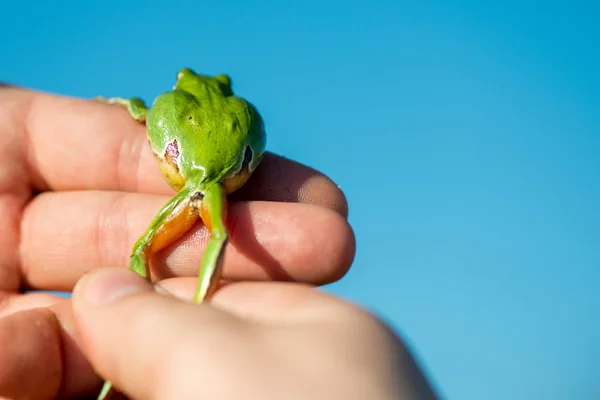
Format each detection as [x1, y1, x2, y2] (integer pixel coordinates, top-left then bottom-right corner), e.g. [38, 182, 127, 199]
[93, 97, 149, 122]
[194, 182, 229, 303]
[98, 187, 200, 400]
[128, 186, 200, 278]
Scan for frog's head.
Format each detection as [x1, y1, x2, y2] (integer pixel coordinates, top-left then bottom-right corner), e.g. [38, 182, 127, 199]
[174, 68, 233, 96]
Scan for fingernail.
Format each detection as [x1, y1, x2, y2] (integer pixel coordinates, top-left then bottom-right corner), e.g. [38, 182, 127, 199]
[75, 268, 150, 306]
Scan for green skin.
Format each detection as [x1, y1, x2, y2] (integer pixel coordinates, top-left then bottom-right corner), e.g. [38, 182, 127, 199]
[95, 68, 266, 399]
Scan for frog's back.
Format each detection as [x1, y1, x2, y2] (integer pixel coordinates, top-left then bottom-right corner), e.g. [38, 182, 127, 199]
[147, 88, 264, 185]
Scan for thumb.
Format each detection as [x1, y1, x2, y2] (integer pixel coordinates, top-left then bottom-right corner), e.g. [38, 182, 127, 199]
[71, 267, 250, 399]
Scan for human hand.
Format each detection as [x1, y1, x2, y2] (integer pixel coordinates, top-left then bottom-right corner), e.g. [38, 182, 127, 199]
[71, 267, 437, 400]
[0, 84, 355, 399]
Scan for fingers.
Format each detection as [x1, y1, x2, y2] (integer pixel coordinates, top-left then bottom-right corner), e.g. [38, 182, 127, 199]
[158, 278, 355, 324]
[48, 299, 107, 397]
[72, 269, 421, 400]
[8, 89, 347, 215]
[20, 191, 355, 291]
[231, 153, 349, 217]
[0, 86, 30, 292]
[0, 307, 63, 400]
[72, 268, 267, 400]
[0, 298, 103, 399]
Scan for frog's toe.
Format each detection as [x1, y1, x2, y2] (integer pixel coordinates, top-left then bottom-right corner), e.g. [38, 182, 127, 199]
[92, 96, 130, 108]
[92, 95, 109, 103]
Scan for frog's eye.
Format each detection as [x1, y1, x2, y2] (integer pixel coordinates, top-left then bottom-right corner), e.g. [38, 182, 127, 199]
[177, 68, 195, 81]
[216, 74, 231, 87]
[216, 74, 233, 95]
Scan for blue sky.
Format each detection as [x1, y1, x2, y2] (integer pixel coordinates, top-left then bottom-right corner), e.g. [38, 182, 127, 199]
[2, 1, 599, 399]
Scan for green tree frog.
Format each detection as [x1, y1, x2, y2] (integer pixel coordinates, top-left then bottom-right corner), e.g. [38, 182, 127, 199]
[95, 68, 266, 399]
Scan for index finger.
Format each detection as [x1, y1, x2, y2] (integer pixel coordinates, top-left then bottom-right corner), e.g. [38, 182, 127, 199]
[4, 87, 348, 216]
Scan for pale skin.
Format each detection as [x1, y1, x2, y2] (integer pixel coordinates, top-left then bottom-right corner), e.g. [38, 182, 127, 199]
[94, 68, 268, 398]
[0, 84, 355, 398]
[71, 267, 440, 400]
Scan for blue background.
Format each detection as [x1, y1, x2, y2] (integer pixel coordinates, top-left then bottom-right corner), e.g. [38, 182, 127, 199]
[2, 1, 599, 399]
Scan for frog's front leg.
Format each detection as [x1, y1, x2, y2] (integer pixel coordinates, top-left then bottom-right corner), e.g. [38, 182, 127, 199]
[94, 97, 149, 122]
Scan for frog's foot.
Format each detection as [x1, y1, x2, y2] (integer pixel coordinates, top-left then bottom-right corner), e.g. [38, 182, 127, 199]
[98, 381, 127, 400]
[92, 96, 116, 104]
[128, 252, 149, 279]
[92, 96, 148, 122]
[92, 96, 129, 109]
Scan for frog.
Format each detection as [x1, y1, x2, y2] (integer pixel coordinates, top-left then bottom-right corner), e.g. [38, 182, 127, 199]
[94, 68, 266, 399]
